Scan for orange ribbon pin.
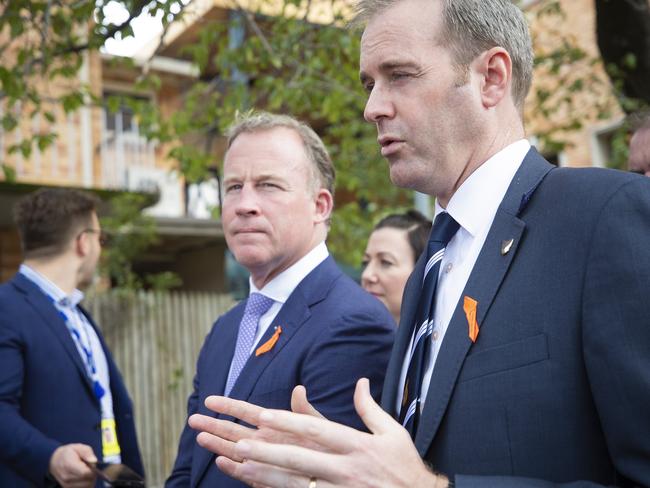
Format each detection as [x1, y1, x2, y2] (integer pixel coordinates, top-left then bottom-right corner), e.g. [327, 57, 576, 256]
[255, 326, 282, 356]
[463, 296, 479, 343]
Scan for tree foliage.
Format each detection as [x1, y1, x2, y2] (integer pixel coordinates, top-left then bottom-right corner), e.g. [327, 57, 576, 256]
[0, 0, 187, 288]
[132, 6, 412, 267]
[1, 0, 648, 273]
[100, 192, 183, 290]
[0, 0, 186, 157]
[595, 0, 650, 111]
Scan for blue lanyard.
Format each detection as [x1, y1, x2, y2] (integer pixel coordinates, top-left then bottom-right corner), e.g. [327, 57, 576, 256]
[48, 296, 106, 402]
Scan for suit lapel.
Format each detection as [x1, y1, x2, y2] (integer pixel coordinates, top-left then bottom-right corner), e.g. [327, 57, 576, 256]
[203, 308, 244, 401]
[414, 150, 553, 455]
[12, 274, 96, 398]
[227, 257, 339, 402]
[194, 257, 339, 485]
[191, 305, 244, 485]
[227, 293, 311, 401]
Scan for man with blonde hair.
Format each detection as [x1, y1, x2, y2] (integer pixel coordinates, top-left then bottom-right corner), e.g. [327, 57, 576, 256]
[166, 112, 394, 487]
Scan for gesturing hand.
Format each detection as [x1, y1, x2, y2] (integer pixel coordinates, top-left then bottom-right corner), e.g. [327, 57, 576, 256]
[192, 378, 447, 488]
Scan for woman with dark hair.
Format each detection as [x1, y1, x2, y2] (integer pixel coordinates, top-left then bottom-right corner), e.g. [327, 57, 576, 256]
[361, 210, 432, 324]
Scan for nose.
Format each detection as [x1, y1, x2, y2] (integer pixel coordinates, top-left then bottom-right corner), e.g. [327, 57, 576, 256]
[233, 186, 261, 217]
[361, 262, 378, 288]
[363, 84, 394, 123]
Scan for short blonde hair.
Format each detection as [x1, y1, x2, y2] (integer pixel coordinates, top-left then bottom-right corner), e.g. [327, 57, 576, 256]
[226, 111, 336, 197]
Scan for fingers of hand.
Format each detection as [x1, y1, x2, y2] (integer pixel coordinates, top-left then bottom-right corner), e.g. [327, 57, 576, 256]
[290, 386, 324, 419]
[219, 456, 330, 488]
[234, 439, 343, 482]
[72, 443, 97, 464]
[245, 427, 325, 455]
[196, 431, 241, 461]
[190, 414, 254, 442]
[256, 409, 361, 454]
[204, 395, 265, 426]
[51, 444, 95, 485]
[215, 455, 242, 479]
[353, 378, 399, 435]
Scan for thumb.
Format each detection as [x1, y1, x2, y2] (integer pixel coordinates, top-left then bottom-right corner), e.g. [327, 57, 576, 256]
[353, 378, 395, 435]
[72, 444, 98, 464]
[291, 385, 324, 419]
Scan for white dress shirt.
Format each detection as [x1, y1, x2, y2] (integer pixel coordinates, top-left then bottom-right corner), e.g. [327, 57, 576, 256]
[242, 241, 329, 354]
[396, 140, 531, 412]
[19, 264, 121, 462]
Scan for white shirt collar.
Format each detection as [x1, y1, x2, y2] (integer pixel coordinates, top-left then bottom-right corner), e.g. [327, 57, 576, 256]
[19, 263, 84, 307]
[249, 241, 329, 304]
[436, 139, 531, 236]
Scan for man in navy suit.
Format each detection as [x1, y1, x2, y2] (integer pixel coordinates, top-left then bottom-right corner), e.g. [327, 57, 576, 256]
[188, 1, 650, 487]
[0, 188, 143, 487]
[165, 112, 395, 487]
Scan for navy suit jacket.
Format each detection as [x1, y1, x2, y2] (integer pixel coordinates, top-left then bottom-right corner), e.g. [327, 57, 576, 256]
[166, 256, 395, 487]
[0, 273, 144, 487]
[382, 149, 650, 487]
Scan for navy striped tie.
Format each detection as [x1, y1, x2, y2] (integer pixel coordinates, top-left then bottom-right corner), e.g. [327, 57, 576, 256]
[398, 211, 460, 437]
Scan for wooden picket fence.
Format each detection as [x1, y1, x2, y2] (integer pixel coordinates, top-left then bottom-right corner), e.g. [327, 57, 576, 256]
[86, 290, 235, 487]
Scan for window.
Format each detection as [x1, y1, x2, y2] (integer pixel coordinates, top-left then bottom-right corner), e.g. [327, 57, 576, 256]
[590, 119, 625, 169]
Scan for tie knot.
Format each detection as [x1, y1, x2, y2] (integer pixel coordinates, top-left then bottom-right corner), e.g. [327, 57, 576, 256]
[246, 292, 275, 318]
[428, 212, 460, 246]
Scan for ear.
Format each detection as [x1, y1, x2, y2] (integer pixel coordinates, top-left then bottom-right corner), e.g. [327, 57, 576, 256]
[475, 47, 512, 109]
[75, 231, 90, 258]
[313, 188, 334, 225]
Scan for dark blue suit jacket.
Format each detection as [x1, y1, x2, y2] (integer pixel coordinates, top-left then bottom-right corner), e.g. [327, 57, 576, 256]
[0, 273, 144, 487]
[382, 149, 650, 487]
[166, 256, 395, 487]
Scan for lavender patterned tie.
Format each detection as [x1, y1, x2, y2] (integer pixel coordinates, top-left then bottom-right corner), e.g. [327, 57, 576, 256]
[224, 292, 275, 396]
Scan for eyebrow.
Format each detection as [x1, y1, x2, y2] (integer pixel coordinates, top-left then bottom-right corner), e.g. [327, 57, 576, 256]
[223, 173, 287, 184]
[359, 60, 420, 84]
[376, 251, 399, 261]
[222, 175, 240, 184]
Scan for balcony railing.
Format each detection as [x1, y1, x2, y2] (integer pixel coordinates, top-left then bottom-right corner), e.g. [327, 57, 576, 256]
[0, 104, 160, 191]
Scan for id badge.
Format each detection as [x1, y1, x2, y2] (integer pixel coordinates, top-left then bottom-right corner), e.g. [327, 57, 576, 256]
[101, 418, 122, 458]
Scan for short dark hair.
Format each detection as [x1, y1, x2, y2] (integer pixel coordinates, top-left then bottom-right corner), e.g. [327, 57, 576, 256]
[14, 188, 99, 259]
[373, 210, 432, 261]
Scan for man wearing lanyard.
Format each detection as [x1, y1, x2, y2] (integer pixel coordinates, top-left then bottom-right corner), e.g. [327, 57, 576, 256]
[0, 188, 143, 487]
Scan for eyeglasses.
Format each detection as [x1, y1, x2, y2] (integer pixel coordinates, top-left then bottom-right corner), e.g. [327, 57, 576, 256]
[80, 228, 111, 247]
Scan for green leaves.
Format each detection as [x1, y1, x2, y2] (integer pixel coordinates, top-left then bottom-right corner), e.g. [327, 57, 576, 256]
[152, 7, 412, 265]
[527, 2, 618, 157]
[1, 113, 18, 132]
[100, 192, 182, 291]
[1, 0, 644, 279]
[168, 145, 215, 184]
[1, 164, 17, 183]
[0, 66, 24, 99]
[61, 92, 85, 113]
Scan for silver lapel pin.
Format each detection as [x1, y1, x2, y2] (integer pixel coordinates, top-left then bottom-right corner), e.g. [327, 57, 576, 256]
[501, 238, 514, 256]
